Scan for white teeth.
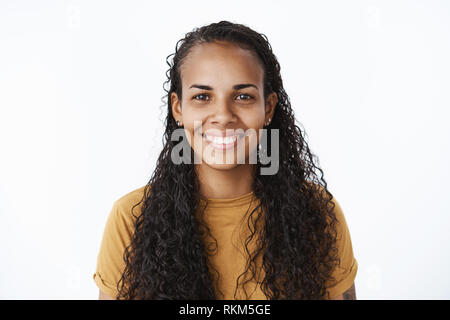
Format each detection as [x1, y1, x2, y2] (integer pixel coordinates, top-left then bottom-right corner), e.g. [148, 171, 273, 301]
[205, 134, 237, 144]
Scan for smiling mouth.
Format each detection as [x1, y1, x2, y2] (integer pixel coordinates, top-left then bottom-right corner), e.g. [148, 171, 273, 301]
[201, 132, 246, 150]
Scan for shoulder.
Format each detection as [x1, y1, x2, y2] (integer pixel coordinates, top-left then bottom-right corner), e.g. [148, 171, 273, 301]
[304, 181, 344, 218]
[110, 184, 149, 228]
[302, 181, 350, 243]
[114, 184, 148, 209]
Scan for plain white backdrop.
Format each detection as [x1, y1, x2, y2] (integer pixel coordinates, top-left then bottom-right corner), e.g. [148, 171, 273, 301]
[0, 0, 449, 299]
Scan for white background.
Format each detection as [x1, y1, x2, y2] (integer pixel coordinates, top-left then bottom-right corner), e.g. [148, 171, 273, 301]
[1, 0, 449, 299]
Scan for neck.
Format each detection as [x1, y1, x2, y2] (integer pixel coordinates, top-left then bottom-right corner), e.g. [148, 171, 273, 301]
[195, 163, 255, 199]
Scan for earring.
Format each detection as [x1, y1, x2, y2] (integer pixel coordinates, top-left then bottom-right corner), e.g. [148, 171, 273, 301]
[265, 117, 271, 126]
[176, 120, 180, 127]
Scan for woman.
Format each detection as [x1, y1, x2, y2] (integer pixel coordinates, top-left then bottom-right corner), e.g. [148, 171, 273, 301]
[93, 20, 358, 300]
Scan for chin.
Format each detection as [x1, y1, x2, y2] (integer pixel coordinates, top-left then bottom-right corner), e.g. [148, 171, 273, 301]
[204, 161, 241, 171]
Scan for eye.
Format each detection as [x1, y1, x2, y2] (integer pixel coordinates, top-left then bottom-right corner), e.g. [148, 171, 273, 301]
[236, 93, 253, 100]
[192, 93, 254, 102]
[193, 93, 210, 101]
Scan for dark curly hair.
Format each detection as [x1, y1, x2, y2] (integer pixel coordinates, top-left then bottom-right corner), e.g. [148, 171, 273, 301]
[116, 20, 340, 300]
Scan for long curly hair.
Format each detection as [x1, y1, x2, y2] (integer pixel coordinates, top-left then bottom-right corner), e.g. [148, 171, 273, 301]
[116, 20, 340, 300]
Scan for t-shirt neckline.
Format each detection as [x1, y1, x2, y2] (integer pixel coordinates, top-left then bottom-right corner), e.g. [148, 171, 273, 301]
[199, 191, 255, 208]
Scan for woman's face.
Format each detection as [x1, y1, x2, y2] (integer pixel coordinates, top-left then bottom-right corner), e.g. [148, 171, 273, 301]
[171, 40, 277, 171]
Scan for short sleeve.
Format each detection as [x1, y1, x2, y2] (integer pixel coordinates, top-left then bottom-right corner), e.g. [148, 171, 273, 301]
[93, 201, 135, 299]
[325, 197, 358, 299]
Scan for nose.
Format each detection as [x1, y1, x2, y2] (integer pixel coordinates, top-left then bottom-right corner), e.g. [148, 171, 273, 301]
[210, 99, 237, 127]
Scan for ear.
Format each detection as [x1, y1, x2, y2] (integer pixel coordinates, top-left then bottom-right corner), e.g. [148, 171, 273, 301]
[265, 92, 278, 121]
[171, 92, 183, 124]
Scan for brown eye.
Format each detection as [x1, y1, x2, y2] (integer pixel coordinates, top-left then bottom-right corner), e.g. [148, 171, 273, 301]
[236, 93, 253, 100]
[193, 94, 209, 101]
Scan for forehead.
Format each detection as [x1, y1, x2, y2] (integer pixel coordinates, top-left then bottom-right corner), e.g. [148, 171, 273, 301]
[180, 41, 264, 88]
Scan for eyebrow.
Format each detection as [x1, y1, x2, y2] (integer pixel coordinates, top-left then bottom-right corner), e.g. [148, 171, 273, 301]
[189, 83, 259, 90]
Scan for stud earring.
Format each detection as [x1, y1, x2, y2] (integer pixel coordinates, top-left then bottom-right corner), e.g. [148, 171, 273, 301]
[176, 120, 181, 127]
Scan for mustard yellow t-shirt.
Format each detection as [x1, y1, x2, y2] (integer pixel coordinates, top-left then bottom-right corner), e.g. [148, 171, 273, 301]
[93, 185, 358, 299]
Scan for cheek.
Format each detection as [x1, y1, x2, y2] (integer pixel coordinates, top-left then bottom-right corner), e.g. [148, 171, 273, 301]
[241, 103, 266, 124]
[242, 112, 265, 133]
[181, 119, 203, 151]
[181, 105, 207, 126]
[182, 127, 195, 150]
[180, 107, 204, 134]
